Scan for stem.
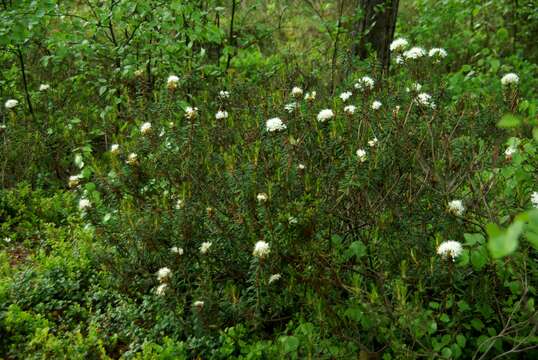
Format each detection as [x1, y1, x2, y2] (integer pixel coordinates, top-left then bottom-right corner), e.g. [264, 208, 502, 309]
[16, 46, 36, 122]
[225, 0, 237, 71]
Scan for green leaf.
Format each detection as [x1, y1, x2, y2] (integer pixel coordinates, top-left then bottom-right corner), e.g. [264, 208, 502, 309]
[470, 246, 488, 270]
[487, 221, 523, 258]
[278, 336, 299, 354]
[346, 241, 366, 260]
[497, 114, 521, 128]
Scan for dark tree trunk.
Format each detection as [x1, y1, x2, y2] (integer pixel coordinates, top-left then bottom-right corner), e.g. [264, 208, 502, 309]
[352, 0, 399, 73]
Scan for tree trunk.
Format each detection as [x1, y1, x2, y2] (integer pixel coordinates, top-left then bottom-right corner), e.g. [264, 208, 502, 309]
[353, 0, 399, 73]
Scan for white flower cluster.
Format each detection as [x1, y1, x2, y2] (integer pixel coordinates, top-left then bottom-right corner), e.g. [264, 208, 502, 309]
[447, 200, 465, 216]
[437, 240, 463, 261]
[126, 153, 138, 165]
[257, 193, 268, 202]
[368, 137, 378, 147]
[68, 174, 83, 188]
[317, 109, 334, 122]
[253, 241, 270, 258]
[291, 86, 303, 98]
[266, 117, 287, 132]
[501, 73, 519, 86]
[140, 122, 152, 135]
[344, 105, 356, 115]
[39, 84, 51, 91]
[406, 83, 422, 93]
[304, 91, 316, 101]
[5, 99, 18, 109]
[355, 76, 375, 91]
[531, 192, 538, 208]
[110, 144, 120, 154]
[415, 93, 436, 109]
[200, 241, 212, 254]
[390, 38, 409, 52]
[504, 145, 517, 159]
[268, 273, 281, 284]
[219, 90, 230, 99]
[185, 106, 198, 119]
[340, 91, 352, 102]
[78, 198, 91, 210]
[284, 102, 297, 113]
[371, 100, 382, 110]
[428, 48, 447, 61]
[171, 246, 184, 255]
[215, 110, 228, 120]
[356, 148, 367, 163]
[167, 75, 179, 90]
[403, 47, 426, 60]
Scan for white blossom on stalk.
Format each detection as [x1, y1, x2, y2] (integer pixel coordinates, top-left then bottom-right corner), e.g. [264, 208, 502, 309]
[501, 73, 519, 86]
[4, 99, 18, 109]
[39, 84, 50, 91]
[68, 174, 82, 188]
[268, 273, 281, 284]
[504, 145, 517, 159]
[126, 153, 138, 165]
[171, 246, 184, 255]
[266, 117, 287, 132]
[297, 164, 306, 170]
[368, 137, 378, 147]
[78, 198, 91, 210]
[447, 200, 465, 216]
[531, 192, 538, 208]
[416, 93, 436, 109]
[428, 48, 447, 61]
[406, 83, 422, 92]
[175, 199, 184, 209]
[218, 90, 230, 99]
[291, 87, 303, 98]
[215, 110, 228, 120]
[253, 241, 270, 258]
[110, 144, 120, 154]
[317, 109, 334, 122]
[403, 47, 426, 60]
[156, 283, 168, 296]
[157, 267, 172, 282]
[344, 105, 356, 115]
[371, 100, 382, 110]
[200, 241, 212, 254]
[339, 91, 352, 102]
[140, 122, 152, 134]
[395, 55, 404, 65]
[390, 38, 409, 52]
[288, 216, 298, 224]
[437, 240, 463, 261]
[185, 106, 198, 119]
[354, 76, 375, 91]
[304, 91, 316, 101]
[257, 193, 268, 202]
[167, 75, 180, 89]
[193, 300, 204, 308]
[284, 102, 298, 113]
[356, 149, 367, 163]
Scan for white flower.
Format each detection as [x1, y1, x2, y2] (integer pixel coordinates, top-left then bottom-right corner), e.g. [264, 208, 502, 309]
[437, 240, 463, 261]
[403, 47, 426, 60]
[344, 105, 356, 115]
[193, 300, 204, 308]
[368, 137, 378, 147]
[340, 91, 352, 102]
[531, 192, 538, 208]
[110, 144, 120, 154]
[257, 193, 268, 202]
[171, 246, 184, 255]
[157, 267, 172, 282]
[288, 216, 298, 224]
[501, 73, 519, 86]
[218, 90, 230, 99]
[298, 164, 306, 170]
[428, 48, 447, 60]
[304, 91, 317, 101]
[39, 84, 50, 91]
[395, 55, 404, 65]
[268, 273, 281, 284]
[156, 283, 168, 296]
[416, 93, 436, 108]
[291, 86, 303, 98]
[253, 241, 270, 258]
[3, 237, 11, 243]
[504, 145, 517, 159]
[356, 149, 367, 162]
[371, 100, 382, 110]
[200, 241, 212, 254]
[68, 174, 82, 188]
[175, 199, 184, 209]
[5, 99, 18, 109]
[390, 38, 409, 52]
[140, 122, 152, 134]
[266, 117, 287, 132]
[78, 198, 91, 210]
[126, 153, 138, 165]
[167, 75, 180, 89]
[215, 110, 228, 120]
[447, 200, 465, 216]
[185, 106, 198, 119]
[284, 102, 298, 113]
[317, 109, 334, 122]
[355, 76, 375, 91]
[406, 83, 422, 92]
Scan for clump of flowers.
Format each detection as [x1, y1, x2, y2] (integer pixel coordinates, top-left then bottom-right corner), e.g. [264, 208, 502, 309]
[39, 84, 51, 91]
[257, 193, 268, 202]
[156, 283, 168, 296]
[390, 38, 408, 52]
[200, 241, 212, 254]
[175, 199, 184, 209]
[185, 106, 198, 120]
[340, 91, 352, 102]
[428, 48, 447, 62]
[406, 82, 422, 93]
[253, 241, 270, 258]
[171, 246, 184, 255]
[266, 117, 287, 132]
[531, 192, 538, 208]
[344, 105, 356, 115]
[140, 122, 152, 135]
[157, 267, 172, 282]
[447, 200, 465, 216]
[371, 100, 382, 110]
[268, 273, 281, 284]
[167, 75, 180, 90]
[368, 137, 378, 147]
[403, 47, 426, 60]
[298, 164, 306, 170]
[218, 90, 230, 99]
[304, 91, 316, 101]
[215, 110, 228, 120]
[284, 102, 298, 113]
[126, 153, 138, 165]
[504, 145, 517, 160]
[68, 174, 82, 188]
[110, 144, 120, 154]
[416, 93, 436, 109]
[193, 300, 204, 309]
[355, 76, 375, 91]
[356, 149, 367, 163]
[78, 198, 91, 210]
[437, 240, 463, 261]
[4, 99, 18, 109]
[317, 109, 334, 122]
[291, 86, 303, 98]
[501, 73, 519, 86]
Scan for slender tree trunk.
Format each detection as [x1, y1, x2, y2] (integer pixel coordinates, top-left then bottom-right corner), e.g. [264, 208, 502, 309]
[352, 0, 399, 73]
